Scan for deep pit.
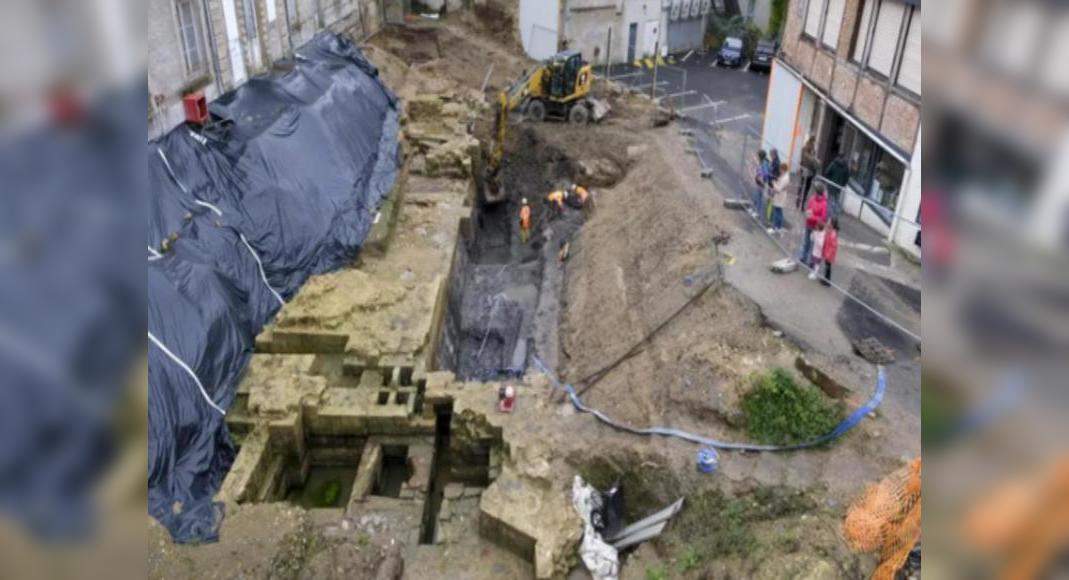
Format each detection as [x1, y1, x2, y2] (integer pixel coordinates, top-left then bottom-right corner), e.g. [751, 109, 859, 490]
[436, 128, 587, 381]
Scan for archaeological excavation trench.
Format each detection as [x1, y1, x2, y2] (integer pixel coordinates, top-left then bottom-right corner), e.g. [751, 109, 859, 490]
[213, 126, 595, 559]
[436, 127, 587, 381]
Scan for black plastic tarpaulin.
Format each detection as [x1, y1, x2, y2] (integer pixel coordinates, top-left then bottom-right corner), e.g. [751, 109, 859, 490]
[148, 32, 399, 543]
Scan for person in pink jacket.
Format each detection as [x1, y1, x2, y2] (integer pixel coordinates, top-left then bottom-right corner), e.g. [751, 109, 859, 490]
[799, 183, 829, 266]
[820, 218, 839, 286]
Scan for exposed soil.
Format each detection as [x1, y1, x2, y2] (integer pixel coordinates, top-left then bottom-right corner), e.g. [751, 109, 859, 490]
[369, 26, 442, 64]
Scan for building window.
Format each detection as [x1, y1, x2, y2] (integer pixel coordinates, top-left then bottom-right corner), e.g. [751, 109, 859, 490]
[895, 10, 921, 95]
[286, 0, 298, 26]
[804, 0, 825, 39]
[867, 0, 906, 77]
[851, 0, 875, 63]
[836, 123, 906, 218]
[869, 153, 905, 214]
[243, 0, 259, 42]
[821, 0, 846, 50]
[176, 0, 206, 75]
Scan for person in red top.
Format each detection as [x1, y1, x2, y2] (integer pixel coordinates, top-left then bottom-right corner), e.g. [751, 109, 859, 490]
[820, 218, 839, 286]
[799, 183, 829, 266]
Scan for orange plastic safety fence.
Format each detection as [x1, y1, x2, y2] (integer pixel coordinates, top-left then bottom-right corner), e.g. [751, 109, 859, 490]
[843, 459, 922, 580]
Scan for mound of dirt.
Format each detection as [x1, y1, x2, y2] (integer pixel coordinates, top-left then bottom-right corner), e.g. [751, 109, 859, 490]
[370, 26, 441, 64]
[557, 122, 777, 433]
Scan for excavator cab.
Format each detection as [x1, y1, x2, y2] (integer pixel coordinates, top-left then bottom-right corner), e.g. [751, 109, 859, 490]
[543, 50, 584, 99]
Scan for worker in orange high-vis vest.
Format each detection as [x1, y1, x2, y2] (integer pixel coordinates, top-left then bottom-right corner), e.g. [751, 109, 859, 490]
[546, 188, 567, 217]
[570, 183, 592, 217]
[519, 198, 532, 244]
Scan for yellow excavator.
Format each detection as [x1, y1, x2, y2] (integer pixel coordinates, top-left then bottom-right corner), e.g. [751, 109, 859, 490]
[483, 50, 610, 204]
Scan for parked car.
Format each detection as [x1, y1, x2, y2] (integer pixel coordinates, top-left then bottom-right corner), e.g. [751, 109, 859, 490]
[750, 40, 777, 73]
[716, 37, 745, 68]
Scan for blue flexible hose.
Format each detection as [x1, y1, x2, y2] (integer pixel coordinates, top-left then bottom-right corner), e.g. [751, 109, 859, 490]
[532, 356, 885, 452]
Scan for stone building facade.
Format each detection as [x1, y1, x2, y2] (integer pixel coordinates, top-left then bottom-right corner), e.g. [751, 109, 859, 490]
[762, 0, 921, 256]
[148, 0, 385, 139]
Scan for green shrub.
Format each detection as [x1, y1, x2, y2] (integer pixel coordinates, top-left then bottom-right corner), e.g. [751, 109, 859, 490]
[769, 0, 789, 39]
[742, 369, 844, 445]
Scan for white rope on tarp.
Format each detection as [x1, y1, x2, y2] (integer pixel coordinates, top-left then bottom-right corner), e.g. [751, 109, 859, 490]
[148, 245, 163, 260]
[156, 147, 224, 216]
[156, 147, 284, 306]
[148, 331, 226, 416]
[239, 233, 285, 307]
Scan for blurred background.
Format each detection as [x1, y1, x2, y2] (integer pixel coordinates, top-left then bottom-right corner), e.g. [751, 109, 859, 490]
[923, 0, 1069, 577]
[0, 0, 146, 579]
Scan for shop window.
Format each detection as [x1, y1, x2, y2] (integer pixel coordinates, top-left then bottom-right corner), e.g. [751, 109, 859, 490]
[836, 124, 906, 218]
[868, 152, 905, 212]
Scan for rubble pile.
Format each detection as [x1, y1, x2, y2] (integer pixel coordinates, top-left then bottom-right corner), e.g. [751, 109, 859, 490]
[404, 94, 485, 179]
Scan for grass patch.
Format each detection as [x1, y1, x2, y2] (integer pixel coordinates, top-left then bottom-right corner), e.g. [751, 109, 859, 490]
[742, 369, 845, 446]
[677, 545, 701, 573]
[669, 487, 817, 563]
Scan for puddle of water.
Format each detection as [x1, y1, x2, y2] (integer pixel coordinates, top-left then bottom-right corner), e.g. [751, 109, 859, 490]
[285, 466, 358, 509]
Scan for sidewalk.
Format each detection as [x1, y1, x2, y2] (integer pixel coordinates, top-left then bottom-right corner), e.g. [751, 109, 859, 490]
[728, 177, 920, 352]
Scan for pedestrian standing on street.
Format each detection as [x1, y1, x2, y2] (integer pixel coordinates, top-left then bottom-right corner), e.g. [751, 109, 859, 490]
[820, 219, 839, 286]
[767, 162, 789, 235]
[519, 198, 532, 244]
[808, 221, 826, 280]
[797, 136, 820, 210]
[751, 150, 770, 224]
[799, 183, 828, 266]
[768, 149, 782, 224]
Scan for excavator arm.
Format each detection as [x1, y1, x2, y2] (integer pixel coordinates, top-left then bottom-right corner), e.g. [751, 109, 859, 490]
[491, 68, 537, 171]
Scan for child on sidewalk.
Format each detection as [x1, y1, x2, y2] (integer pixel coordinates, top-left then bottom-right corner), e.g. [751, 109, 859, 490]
[820, 219, 839, 286]
[808, 221, 826, 280]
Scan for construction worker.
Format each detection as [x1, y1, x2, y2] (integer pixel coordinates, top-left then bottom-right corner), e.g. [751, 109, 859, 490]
[546, 188, 567, 217]
[519, 198, 532, 244]
[570, 183, 592, 217]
